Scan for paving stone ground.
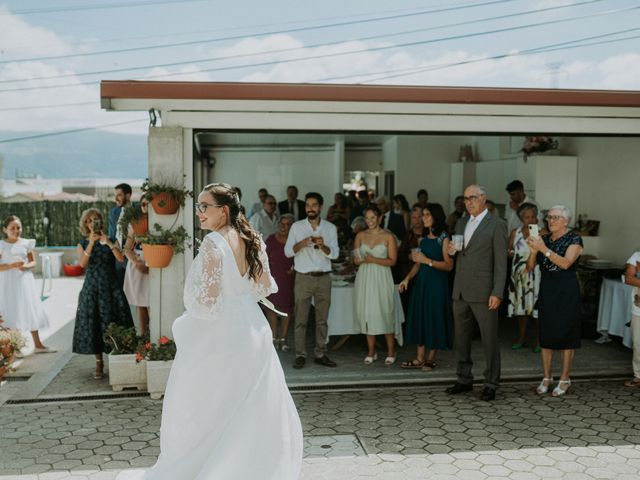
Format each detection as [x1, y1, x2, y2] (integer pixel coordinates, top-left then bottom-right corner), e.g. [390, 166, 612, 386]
[1, 381, 639, 479]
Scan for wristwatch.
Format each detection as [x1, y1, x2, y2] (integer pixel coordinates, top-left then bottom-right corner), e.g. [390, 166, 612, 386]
[428, 260, 434, 267]
[544, 250, 552, 258]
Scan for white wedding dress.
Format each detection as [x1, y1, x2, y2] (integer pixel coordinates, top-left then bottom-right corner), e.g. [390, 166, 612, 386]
[117, 231, 303, 480]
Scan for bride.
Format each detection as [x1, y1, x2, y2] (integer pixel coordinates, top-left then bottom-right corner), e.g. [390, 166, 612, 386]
[118, 183, 303, 479]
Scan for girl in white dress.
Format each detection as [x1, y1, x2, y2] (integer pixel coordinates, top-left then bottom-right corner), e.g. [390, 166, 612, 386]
[0, 216, 54, 353]
[123, 198, 150, 335]
[117, 183, 302, 480]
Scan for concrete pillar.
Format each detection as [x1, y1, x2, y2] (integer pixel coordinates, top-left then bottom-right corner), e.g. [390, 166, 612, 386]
[147, 127, 186, 341]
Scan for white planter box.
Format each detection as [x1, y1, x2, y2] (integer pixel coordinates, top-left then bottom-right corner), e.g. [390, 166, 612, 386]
[146, 360, 173, 400]
[108, 354, 147, 392]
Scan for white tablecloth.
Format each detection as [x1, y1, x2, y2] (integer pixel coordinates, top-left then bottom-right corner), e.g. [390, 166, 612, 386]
[326, 284, 405, 346]
[597, 278, 633, 348]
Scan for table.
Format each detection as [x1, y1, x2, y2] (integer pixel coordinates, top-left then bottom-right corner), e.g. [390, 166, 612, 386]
[597, 278, 633, 348]
[326, 284, 405, 346]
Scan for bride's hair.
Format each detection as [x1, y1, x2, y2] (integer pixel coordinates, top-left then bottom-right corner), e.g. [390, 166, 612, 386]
[202, 183, 263, 280]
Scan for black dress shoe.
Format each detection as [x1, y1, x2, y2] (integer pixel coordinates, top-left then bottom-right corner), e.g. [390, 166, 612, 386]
[481, 387, 496, 401]
[314, 355, 337, 367]
[445, 383, 473, 395]
[293, 357, 305, 369]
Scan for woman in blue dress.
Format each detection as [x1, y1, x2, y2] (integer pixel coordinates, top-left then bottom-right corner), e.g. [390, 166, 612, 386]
[399, 203, 453, 371]
[73, 208, 133, 380]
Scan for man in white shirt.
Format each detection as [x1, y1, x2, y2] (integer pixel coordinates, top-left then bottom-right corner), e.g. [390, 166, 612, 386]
[505, 180, 541, 233]
[285, 192, 339, 369]
[249, 194, 279, 239]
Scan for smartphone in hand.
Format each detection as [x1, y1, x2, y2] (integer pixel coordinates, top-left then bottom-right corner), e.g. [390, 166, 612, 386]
[528, 224, 539, 238]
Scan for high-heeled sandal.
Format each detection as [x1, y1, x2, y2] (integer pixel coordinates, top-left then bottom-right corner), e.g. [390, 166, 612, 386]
[552, 379, 571, 397]
[384, 356, 396, 365]
[536, 377, 553, 395]
[94, 359, 104, 380]
[364, 353, 378, 365]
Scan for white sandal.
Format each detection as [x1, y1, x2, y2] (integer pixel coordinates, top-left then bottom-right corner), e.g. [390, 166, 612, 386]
[384, 356, 396, 366]
[364, 353, 378, 365]
[536, 377, 553, 395]
[552, 379, 571, 397]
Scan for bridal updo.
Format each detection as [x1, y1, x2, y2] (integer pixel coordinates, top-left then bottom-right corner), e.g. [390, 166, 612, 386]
[202, 182, 264, 281]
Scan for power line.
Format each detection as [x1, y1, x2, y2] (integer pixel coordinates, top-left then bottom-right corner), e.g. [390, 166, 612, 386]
[0, 0, 209, 16]
[1, 2, 634, 94]
[0, 0, 606, 84]
[355, 32, 640, 84]
[0, 119, 147, 144]
[6, 28, 638, 112]
[0, 0, 523, 63]
[0, 101, 94, 112]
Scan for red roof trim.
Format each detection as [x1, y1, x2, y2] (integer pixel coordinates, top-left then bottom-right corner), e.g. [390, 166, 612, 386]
[100, 81, 640, 108]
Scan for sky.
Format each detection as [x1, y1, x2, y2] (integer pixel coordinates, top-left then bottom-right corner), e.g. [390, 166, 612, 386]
[0, 0, 639, 142]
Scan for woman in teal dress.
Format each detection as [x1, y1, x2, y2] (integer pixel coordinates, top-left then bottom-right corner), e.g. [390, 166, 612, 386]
[353, 205, 398, 365]
[399, 203, 453, 371]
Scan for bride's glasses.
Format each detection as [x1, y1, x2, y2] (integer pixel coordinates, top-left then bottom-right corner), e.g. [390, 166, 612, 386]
[195, 203, 223, 214]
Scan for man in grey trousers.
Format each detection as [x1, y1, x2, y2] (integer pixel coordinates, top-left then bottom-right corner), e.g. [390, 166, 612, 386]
[446, 184, 508, 401]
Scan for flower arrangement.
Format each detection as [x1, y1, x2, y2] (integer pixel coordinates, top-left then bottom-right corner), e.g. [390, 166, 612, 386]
[104, 323, 143, 355]
[0, 326, 26, 375]
[521, 136, 559, 155]
[136, 336, 176, 362]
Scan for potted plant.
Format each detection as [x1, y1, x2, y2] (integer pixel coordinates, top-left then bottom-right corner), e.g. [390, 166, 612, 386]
[118, 203, 149, 236]
[104, 323, 147, 392]
[136, 223, 191, 268]
[136, 336, 176, 400]
[141, 178, 192, 215]
[0, 326, 26, 381]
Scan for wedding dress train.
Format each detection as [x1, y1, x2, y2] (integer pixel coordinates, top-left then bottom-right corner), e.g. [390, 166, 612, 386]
[117, 231, 302, 479]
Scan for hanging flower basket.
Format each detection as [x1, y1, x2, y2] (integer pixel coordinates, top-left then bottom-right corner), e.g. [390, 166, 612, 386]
[141, 244, 174, 268]
[142, 178, 192, 216]
[151, 193, 179, 215]
[130, 215, 149, 236]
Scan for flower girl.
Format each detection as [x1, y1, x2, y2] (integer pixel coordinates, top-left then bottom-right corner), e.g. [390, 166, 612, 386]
[0, 216, 55, 354]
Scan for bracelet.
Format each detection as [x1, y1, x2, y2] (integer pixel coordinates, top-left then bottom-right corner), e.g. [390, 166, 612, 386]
[84, 251, 90, 257]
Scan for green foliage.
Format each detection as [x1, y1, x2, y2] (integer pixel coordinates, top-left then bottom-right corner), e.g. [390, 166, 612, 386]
[0, 201, 113, 246]
[136, 223, 191, 254]
[103, 323, 144, 355]
[118, 204, 146, 234]
[141, 178, 192, 207]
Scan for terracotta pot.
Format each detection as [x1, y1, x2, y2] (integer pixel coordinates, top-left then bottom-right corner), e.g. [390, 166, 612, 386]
[131, 215, 149, 235]
[151, 193, 179, 215]
[141, 244, 174, 268]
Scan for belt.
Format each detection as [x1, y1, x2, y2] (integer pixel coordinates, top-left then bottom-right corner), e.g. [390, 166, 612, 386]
[299, 271, 329, 277]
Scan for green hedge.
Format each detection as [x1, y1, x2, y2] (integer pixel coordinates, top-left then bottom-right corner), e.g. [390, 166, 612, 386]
[0, 201, 114, 246]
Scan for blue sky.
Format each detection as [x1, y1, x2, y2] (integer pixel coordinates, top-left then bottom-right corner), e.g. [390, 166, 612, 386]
[0, 0, 639, 138]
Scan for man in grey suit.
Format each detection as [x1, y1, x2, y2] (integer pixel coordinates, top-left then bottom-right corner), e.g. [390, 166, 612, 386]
[446, 184, 508, 401]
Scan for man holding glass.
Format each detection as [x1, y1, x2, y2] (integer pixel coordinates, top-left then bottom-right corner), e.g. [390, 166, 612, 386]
[446, 184, 508, 401]
[285, 192, 339, 369]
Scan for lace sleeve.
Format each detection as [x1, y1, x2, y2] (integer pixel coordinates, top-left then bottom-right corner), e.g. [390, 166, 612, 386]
[249, 238, 278, 300]
[183, 236, 224, 317]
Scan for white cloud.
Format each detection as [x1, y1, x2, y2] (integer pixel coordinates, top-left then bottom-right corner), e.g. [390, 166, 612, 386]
[0, 7, 71, 60]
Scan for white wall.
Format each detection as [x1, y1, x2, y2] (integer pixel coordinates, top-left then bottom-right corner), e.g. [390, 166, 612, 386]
[564, 137, 640, 264]
[210, 147, 339, 211]
[394, 135, 471, 208]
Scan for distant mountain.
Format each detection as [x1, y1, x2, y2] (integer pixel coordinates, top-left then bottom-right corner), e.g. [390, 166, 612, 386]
[0, 130, 147, 179]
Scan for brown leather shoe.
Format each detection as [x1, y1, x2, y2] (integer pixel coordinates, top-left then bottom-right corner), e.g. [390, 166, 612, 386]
[293, 357, 305, 369]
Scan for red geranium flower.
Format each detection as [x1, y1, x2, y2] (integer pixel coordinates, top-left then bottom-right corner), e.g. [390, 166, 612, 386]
[159, 336, 170, 345]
